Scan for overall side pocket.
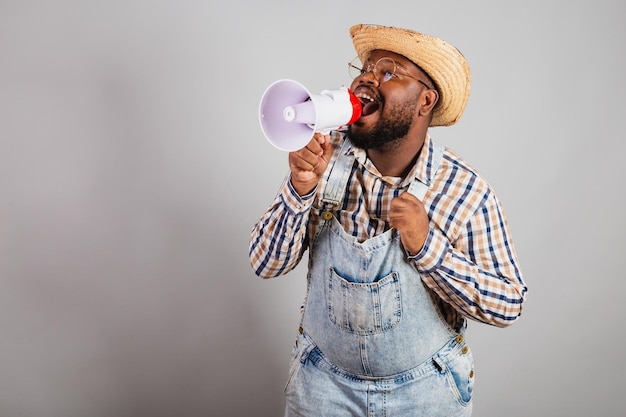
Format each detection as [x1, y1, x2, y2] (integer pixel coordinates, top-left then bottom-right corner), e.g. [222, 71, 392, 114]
[445, 343, 475, 405]
[284, 331, 315, 393]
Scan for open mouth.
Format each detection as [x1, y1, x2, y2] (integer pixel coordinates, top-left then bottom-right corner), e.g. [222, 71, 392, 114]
[355, 92, 380, 117]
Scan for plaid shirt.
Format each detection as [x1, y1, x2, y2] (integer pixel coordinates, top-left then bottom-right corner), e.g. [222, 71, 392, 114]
[249, 132, 527, 328]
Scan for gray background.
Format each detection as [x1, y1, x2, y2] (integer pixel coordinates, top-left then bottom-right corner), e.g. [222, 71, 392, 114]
[1, 1, 624, 416]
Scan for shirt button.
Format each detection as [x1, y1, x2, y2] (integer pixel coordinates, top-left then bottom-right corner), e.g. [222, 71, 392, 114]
[469, 370, 475, 378]
[298, 326, 304, 334]
[461, 346, 469, 354]
[323, 211, 333, 220]
[455, 335, 464, 344]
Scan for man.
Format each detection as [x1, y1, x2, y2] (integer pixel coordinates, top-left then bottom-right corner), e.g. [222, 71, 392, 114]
[249, 24, 527, 416]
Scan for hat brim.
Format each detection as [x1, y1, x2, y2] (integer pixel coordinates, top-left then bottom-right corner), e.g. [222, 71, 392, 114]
[350, 24, 471, 127]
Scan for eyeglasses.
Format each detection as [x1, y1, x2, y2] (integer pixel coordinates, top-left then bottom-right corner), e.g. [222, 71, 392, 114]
[348, 57, 434, 89]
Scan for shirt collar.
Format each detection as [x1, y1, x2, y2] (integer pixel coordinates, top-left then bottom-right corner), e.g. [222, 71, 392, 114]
[345, 133, 435, 188]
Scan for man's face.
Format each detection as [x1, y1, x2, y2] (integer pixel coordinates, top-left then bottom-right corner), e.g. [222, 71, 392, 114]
[348, 50, 431, 151]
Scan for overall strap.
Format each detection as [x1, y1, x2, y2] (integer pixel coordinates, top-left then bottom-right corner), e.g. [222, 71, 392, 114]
[320, 137, 354, 207]
[407, 141, 445, 200]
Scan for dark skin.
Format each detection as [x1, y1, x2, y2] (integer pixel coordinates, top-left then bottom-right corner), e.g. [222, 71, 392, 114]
[288, 49, 439, 255]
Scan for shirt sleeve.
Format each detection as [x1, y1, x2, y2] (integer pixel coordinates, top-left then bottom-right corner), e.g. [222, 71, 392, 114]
[249, 175, 317, 278]
[410, 190, 528, 327]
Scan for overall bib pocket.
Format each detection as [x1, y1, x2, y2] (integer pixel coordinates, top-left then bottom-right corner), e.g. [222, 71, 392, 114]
[327, 267, 402, 335]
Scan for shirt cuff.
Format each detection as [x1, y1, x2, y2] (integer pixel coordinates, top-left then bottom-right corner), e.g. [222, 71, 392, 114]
[408, 227, 449, 273]
[280, 174, 317, 214]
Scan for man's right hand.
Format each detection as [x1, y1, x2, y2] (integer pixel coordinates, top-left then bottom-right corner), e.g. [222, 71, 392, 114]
[288, 133, 333, 196]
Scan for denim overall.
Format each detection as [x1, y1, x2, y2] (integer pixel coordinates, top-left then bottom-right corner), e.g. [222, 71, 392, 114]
[284, 139, 475, 416]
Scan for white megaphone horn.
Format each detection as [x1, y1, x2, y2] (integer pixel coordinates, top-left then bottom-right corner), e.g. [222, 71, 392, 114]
[259, 79, 362, 151]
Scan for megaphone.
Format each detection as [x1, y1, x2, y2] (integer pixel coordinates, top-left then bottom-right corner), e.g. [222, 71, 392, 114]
[259, 79, 362, 151]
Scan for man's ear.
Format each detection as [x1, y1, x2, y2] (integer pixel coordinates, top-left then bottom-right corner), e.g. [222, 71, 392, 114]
[419, 89, 439, 117]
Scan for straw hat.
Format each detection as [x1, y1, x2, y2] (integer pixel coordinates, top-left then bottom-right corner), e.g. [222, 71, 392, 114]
[349, 24, 471, 127]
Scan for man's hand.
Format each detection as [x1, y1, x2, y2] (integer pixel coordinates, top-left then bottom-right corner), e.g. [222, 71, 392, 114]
[289, 133, 333, 196]
[389, 192, 430, 256]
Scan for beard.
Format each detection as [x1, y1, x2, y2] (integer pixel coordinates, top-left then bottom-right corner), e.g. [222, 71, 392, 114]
[348, 98, 419, 151]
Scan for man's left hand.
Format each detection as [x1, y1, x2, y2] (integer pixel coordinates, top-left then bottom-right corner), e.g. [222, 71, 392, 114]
[389, 192, 430, 256]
